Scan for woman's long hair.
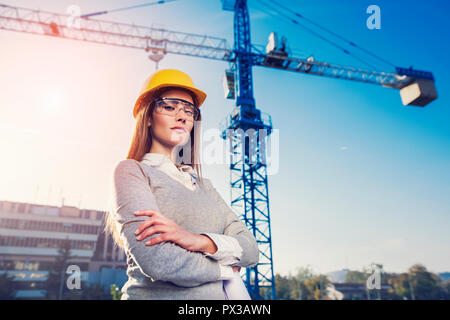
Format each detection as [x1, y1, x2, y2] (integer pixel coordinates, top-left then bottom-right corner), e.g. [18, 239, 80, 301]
[105, 86, 204, 249]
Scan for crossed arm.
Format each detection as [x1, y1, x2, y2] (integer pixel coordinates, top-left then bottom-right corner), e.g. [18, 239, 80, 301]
[109, 159, 259, 288]
[200, 178, 260, 268]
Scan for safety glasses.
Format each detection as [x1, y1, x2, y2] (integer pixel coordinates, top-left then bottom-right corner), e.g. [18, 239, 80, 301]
[153, 97, 200, 121]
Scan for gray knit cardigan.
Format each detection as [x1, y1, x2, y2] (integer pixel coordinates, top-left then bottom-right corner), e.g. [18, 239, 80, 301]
[109, 159, 259, 300]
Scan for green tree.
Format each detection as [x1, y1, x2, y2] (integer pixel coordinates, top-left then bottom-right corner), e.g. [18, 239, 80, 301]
[344, 270, 368, 283]
[272, 263, 449, 301]
[408, 264, 442, 300]
[381, 272, 403, 300]
[274, 266, 331, 300]
[274, 274, 291, 300]
[441, 280, 450, 300]
[0, 273, 16, 300]
[45, 237, 73, 300]
[388, 264, 444, 300]
[303, 275, 331, 300]
[110, 284, 123, 300]
[290, 266, 314, 300]
[391, 272, 413, 299]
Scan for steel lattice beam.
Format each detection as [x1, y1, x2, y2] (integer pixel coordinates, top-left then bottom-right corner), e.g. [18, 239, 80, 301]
[0, 4, 419, 89]
[0, 4, 233, 61]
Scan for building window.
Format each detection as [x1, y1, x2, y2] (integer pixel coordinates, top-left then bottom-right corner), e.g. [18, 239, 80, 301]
[18, 203, 26, 213]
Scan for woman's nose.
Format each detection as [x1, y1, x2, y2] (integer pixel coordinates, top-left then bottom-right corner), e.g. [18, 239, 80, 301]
[175, 108, 188, 121]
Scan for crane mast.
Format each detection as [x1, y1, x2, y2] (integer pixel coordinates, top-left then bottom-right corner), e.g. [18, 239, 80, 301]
[221, 0, 275, 300]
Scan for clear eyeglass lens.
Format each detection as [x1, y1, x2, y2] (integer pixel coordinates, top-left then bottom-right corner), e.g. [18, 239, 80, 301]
[155, 99, 198, 120]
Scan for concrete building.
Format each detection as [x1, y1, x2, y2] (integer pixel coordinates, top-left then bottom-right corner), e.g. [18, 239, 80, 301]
[0, 200, 127, 299]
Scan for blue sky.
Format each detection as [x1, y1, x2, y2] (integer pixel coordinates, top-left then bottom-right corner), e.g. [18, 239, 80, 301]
[1, 0, 449, 276]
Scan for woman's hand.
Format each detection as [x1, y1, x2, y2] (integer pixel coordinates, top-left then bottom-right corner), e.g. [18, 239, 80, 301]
[134, 209, 209, 252]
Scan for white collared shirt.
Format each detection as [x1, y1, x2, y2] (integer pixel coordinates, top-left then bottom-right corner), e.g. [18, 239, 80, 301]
[140, 152, 243, 280]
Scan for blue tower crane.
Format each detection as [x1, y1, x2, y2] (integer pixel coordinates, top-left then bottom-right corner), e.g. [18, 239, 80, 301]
[221, 0, 275, 300]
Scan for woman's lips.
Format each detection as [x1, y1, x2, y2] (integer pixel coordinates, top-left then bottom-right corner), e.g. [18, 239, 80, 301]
[171, 128, 186, 133]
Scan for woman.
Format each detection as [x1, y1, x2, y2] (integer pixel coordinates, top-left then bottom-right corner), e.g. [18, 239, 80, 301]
[106, 69, 259, 300]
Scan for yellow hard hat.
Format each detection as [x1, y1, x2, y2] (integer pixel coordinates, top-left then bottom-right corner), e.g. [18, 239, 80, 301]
[133, 69, 207, 118]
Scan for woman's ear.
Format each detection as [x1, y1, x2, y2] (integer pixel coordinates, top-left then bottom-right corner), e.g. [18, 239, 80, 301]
[147, 120, 151, 127]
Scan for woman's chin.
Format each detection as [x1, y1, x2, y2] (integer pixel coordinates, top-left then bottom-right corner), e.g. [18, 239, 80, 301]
[169, 132, 189, 144]
[168, 137, 189, 146]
